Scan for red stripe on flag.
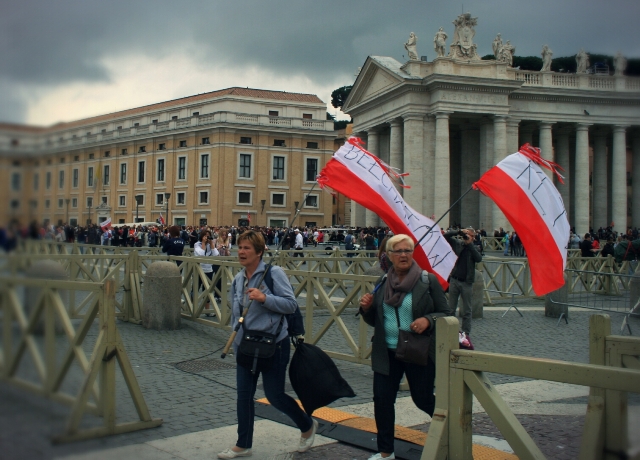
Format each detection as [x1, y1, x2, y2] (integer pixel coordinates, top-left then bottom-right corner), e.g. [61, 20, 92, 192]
[321, 159, 448, 289]
[475, 166, 565, 295]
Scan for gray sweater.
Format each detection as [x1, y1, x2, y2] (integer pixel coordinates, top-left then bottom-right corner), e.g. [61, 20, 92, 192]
[231, 261, 297, 352]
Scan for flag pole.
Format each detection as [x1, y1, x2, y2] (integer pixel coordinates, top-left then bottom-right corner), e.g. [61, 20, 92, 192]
[221, 180, 320, 359]
[414, 185, 475, 247]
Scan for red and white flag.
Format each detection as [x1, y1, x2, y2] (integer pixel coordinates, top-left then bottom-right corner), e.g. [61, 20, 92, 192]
[474, 144, 570, 296]
[247, 212, 251, 224]
[318, 137, 456, 288]
[100, 217, 112, 230]
[159, 213, 165, 226]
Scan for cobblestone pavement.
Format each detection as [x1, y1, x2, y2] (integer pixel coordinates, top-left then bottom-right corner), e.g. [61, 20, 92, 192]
[1, 301, 638, 459]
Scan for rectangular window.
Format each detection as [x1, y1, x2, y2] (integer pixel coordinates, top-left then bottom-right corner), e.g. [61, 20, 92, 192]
[306, 141, 318, 149]
[156, 193, 164, 205]
[273, 139, 285, 147]
[303, 113, 312, 119]
[104, 165, 110, 185]
[58, 198, 63, 208]
[87, 167, 94, 187]
[72, 198, 78, 208]
[119, 196, 126, 206]
[193, 112, 199, 116]
[72, 168, 79, 188]
[11, 173, 20, 191]
[74, 155, 79, 161]
[305, 195, 318, 208]
[177, 192, 185, 205]
[178, 157, 186, 180]
[134, 123, 139, 127]
[120, 163, 127, 184]
[179, 140, 187, 148]
[138, 146, 146, 153]
[273, 156, 285, 180]
[172, 116, 178, 120]
[202, 137, 210, 145]
[46, 171, 51, 189]
[101, 196, 107, 204]
[104, 151, 110, 157]
[272, 193, 284, 205]
[306, 158, 318, 181]
[33, 173, 39, 191]
[239, 154, 251, 178]
[45, 199, 50, 209]
[138, 161, 145, 183]
[157, 159, 165, 181]
[199, 191, 208, 204]
[89, 153, 94, 159]
[59, 170, 65, 188]
[200, 154, 209, 178]
[240, 136, 252, 144]
[269, 110, 279, 117]
[121, 148, 127, 155]
[152, 119, 158, 124]
[158, 143, 166, 150]
[87, 197, 93, 207]
[238, 191, 251, 204]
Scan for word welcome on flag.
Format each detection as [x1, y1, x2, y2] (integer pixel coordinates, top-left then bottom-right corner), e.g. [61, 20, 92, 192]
[474, 144, 570, 296]
[318, 138, 457, 288]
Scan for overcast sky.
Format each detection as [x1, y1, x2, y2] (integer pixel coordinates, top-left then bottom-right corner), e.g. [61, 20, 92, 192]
[1, 0, 638, 126]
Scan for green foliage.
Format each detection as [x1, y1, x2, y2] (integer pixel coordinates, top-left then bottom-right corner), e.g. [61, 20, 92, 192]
[482, 52, 639, 75]
[481, 54, 495, 60]
[333, 119, 352, 130]
[326, 112, 335, 121]
[513, 56, 542, 70]
[331, 85, 353, 109]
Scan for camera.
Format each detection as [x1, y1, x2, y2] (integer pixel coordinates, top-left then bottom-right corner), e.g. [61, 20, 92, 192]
[459, 230, 470, 240]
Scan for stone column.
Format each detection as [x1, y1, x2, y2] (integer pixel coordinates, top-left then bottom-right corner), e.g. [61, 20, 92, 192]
[434, 112, 451, 228]
[460, 125, 480, 228]
[574, 124, 591, 235]
[479, 120, 493, 231]
[492, 115, 508, 231]
[633, 133, 640, 228]
[507, 119, 520, 156]
[389, 119, 404, 172]
[424, 115, 436, 214]
[404, 113, 426, 215]
[539, 122, 555, 180]
[592, 130, 608, 229]
[555, 129, 571, 225]
[365, 130, 380, 227]
[612, 125, 628, 233]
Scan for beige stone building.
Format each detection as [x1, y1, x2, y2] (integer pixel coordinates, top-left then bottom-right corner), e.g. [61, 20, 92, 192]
[343, 17, 640, 235]
[0, 88, 336, 228]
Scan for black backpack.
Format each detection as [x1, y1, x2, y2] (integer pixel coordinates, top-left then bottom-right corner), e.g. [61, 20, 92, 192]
[263, 267, 305, 342]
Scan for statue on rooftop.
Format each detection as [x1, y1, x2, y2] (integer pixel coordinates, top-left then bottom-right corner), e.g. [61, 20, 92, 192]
[404, 32, 418, 60]
[448, 12, 481, 60]
[492, 34, 502, 59]
[498, 40, 515, 67]
[541, 45, 553, 72]
[614, 52, 627, 76]
[433, 27, 447, 58]
[576, 49, 589, 74]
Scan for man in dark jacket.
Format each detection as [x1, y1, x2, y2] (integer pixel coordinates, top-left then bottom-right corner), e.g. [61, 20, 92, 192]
[444, 227, 483, 349]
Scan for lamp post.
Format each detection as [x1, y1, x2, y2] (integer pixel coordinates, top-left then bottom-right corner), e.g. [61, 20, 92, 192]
[87, 199, 92, 225]
[135, 195, 143, 223]
[260, 199, 266, 214]
[65, 198, 70, 224]
[164, 192, 171, 226]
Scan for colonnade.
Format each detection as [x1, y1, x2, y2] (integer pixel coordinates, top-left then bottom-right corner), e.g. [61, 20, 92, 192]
[353, 113, 638, 235]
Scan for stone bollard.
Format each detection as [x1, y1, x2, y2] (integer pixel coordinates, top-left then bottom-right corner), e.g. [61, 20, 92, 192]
[25, 260, 69, 334]
[142, 261, 182, 330]
[630, 271, 640, 312]
[545, 273, 569, 319]
[472, 269, 484, 318]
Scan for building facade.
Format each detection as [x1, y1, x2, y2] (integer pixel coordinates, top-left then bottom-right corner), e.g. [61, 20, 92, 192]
[0, 88, 336, 228]
[343, 18, 640, 236]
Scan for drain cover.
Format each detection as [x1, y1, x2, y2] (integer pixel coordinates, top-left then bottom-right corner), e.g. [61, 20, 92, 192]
[175, 359, 236, 373]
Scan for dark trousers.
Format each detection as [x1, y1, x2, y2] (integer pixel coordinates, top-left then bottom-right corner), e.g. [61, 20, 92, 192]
[373, 349, 436, 454]
[293, 248, 304, 258]
[235, 339, 312, 449]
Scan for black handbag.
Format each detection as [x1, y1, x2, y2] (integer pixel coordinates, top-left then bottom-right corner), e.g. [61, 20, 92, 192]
[394, 308, 430, 366]
[236, 318, 284, 374]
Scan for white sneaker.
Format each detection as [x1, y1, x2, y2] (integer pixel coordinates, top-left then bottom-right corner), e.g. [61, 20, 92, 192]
[368, 453, 395, 460]
[217, 447, 252, 458]
[298, 419, 318, 452]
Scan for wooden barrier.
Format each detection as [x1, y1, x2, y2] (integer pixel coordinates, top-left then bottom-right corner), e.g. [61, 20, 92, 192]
[423, 314, 640, 460]
[0, 277, 162, 442]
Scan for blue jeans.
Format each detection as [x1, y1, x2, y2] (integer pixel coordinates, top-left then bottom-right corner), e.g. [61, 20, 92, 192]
[235, 338, 313, 449]
[373, 349, 436, 454]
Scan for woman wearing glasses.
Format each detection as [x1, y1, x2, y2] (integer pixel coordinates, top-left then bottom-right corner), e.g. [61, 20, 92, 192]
[359, 234, 449, 460]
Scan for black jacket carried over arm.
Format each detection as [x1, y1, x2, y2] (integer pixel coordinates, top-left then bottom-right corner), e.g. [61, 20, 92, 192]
[444, 230, 483, 283]
[360, 271, 450, 375]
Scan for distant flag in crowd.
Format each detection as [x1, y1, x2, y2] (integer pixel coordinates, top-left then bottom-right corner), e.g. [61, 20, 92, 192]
[473, 143, 570, 296]
[159, 213, 165, 226]
[247, 212, 251, 223]
[317, 137, 457, 288]
[100, 218, 112, 230]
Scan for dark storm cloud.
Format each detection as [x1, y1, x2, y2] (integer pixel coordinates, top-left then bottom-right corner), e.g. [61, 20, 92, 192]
[1, 0, 638, 123]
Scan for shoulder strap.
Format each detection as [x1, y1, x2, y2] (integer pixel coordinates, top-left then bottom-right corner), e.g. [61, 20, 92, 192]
[263, 266, 274, 293]
[421, 270, 430, 287]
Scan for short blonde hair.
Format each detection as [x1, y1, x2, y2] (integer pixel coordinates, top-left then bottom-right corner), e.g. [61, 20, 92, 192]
[386, 234, 415, 252]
